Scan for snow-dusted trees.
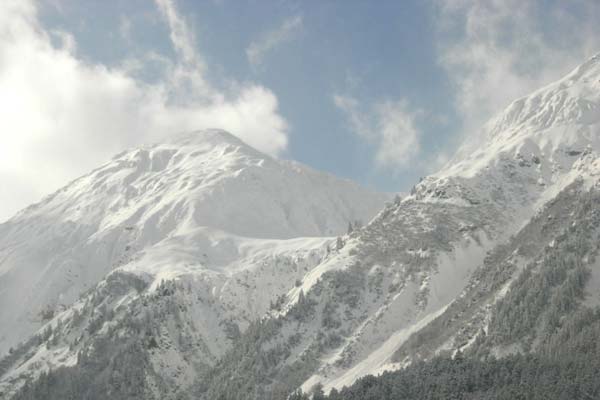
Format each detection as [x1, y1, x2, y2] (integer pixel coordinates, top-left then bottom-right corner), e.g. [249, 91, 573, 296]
[335, 236, 344, 251]
[290, 350, 600, 400]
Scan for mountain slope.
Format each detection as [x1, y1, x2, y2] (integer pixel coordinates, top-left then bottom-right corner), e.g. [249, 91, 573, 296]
[308, 54, 600, 391]
[2, 55, 600, 400]
[0, 129, 389, 357]
[188, 55, 600, 398]
[283, 168, 600, 400]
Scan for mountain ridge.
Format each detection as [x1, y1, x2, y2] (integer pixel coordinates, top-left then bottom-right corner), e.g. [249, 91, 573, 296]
[0, 129, 389, 360]
[1, 55, 600, 399]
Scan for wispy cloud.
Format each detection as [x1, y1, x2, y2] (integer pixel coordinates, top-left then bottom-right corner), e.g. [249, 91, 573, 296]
[246, 15, 303, 68]
[155, 0, 204, 68]
[334, 94, 422, 170]
[434, 0, 600, 151]
[0, 0, 289, 221]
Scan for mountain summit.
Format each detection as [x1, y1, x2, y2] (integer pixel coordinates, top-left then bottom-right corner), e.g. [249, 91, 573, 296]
[447, 53, 600, 179]
[0, 129, 388, 358]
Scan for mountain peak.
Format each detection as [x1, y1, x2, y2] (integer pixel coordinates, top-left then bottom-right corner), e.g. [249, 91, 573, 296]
[440, 54, 600, 182]
[0, 126, 390, 356]
[565, 52, 600, 81]
[487, 53, 600, 141]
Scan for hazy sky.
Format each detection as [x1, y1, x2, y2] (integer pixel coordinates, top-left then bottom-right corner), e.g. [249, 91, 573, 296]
[1, 0, 600, 222]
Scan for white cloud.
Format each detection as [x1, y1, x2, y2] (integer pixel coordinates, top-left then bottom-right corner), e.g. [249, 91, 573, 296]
[374, 101, 422, 168]
[155, 0, 205, 71]
[334, 95, 421, 170]
[246, 15, 303, 68]
[332, 95, 371, 140]
[434, 0, 600, 148]
[0, 0, 288, 222]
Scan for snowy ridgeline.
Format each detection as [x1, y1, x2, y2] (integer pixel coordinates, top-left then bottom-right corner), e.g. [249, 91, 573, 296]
[1, 56, 600, 399]
[0, 128, 389, 358]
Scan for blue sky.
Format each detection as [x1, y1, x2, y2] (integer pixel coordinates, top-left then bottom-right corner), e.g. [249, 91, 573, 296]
[1, 0, 600, 221]
[38, 0, 456, 189]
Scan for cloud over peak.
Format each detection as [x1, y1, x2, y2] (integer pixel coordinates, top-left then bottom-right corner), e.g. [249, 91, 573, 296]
[0, 0, 288, 222]
[434, 0, 600, 147]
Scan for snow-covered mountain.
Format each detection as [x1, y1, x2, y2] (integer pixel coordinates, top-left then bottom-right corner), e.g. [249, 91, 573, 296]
[0, 128, 389, 359]
[295, 53, 600, 392]
[197, 55, 600, 397]
[1, 55, 600, 400]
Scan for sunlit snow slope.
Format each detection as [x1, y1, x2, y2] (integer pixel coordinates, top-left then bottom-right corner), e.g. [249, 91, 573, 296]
[295, 53, 600, 393]
[184, 55, 600, 397]
[0, 129, 389, 356]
